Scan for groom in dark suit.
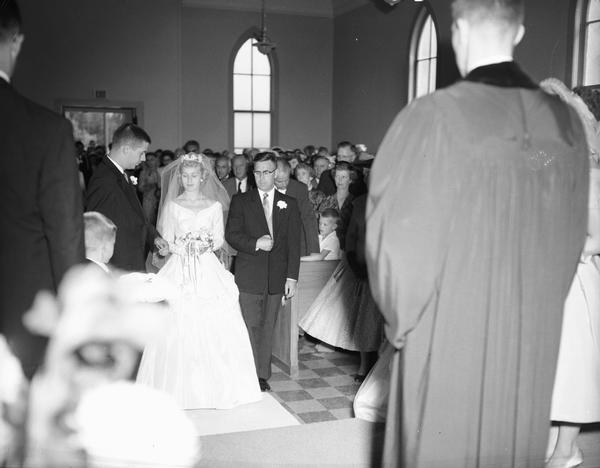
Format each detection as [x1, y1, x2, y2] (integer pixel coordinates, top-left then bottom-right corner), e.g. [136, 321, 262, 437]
[226, 152, 301, 391]
[85, 123, 167, 272]
[0, 0, 84, 378]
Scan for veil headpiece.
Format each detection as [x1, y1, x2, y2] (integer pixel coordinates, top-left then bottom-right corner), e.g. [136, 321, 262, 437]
[155, 152, 234, 258]
[540, 78, 600, 166]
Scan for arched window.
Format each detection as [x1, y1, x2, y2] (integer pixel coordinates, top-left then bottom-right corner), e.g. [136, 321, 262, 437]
[232, 37, 273, 153]
[573, 0, 600, 86]
[408, 7, 438, 101]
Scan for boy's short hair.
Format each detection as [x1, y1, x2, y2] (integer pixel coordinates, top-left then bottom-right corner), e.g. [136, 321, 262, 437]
[84, 211, 117, 251]
[320, 208, 341, 226]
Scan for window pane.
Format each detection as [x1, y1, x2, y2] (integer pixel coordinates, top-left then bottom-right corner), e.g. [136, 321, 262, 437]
[105, 112, 127, 144]
[252, 46, 271, 75]
[417, 16, 432, 59]
[253, 113, 271, 149]
[588, 0, 600, 21]
[584, 21, 600, 84]
[234, 39, 253, 74]
[252, 76, 271, 111]
[65, 111, 106, 146]
[415, 60, 430, 98]
[234, 74, 252, 110]
[234, 112, 252, 148]
[428, 58, 437, 92]
[429, 19, 437, 56]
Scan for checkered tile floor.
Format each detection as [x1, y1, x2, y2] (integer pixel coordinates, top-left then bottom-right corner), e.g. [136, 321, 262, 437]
[270, 336, 362, 424]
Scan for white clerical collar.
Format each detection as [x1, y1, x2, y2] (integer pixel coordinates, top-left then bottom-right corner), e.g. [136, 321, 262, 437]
[0, 70, 10, 83]
[277, 187, 287, 195]
[107, 155, 126, 175]
[467, 55, 514, 74]
[87, 258, 110, 273]
[258, 187, 276, 199]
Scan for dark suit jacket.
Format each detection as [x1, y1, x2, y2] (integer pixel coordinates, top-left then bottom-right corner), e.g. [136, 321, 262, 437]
[85, 156, 156, 272]
[280, 179, 319, 255]
[222, 175, 255, 199]
[0, 78, 84, 374]
[316, 168, 368, 198]
[225, 189, 301, 295]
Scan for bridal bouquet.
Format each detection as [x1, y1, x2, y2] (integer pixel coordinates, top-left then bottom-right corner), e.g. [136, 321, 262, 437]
[180, 230, 214, 257]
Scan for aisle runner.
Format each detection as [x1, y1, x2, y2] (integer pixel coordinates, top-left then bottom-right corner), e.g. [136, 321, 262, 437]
[186, 393, 300, 436]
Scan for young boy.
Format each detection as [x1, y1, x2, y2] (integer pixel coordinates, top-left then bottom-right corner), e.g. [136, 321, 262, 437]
[301, 208, 341, 261]
[84, 211, 117, 273]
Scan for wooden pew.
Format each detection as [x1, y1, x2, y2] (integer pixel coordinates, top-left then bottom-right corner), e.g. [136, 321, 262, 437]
[272, 260, 340, 377]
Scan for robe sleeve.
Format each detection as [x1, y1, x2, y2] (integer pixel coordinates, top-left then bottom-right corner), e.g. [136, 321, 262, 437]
[366, 95, 457, 349]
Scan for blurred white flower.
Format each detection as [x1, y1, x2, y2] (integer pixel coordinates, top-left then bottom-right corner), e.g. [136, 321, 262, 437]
[129, 175, 138, 185]
[75, 382, 200, 467]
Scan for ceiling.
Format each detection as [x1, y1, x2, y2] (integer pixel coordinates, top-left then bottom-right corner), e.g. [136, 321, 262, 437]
[181, 0, 371, 18]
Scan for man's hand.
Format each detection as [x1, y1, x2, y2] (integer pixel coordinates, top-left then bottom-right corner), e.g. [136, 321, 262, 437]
[284, 279, 297, 299]
[256, 235, 274, 252]
[155, 237, 169, 256]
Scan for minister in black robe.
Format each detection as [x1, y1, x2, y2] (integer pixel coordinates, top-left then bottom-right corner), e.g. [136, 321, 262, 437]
[366, 3, 589, 467]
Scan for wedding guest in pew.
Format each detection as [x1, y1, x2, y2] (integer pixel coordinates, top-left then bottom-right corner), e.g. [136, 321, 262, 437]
[295, 163, 325, 214]
[83, 211, 117, 274]
[299, 190, 383, 379]
[300, 208, 342, 262]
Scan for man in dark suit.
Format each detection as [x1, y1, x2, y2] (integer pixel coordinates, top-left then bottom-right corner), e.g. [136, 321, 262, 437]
[222, 153, 255, 198]
[274, 158, 319, 256]
[225, 152, 301, 391]
[0, 0, 84, 378]
[85, 123, 167, 272]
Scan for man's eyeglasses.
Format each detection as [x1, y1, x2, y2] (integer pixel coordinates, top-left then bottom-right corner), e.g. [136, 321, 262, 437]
[253, 169, 276, 177]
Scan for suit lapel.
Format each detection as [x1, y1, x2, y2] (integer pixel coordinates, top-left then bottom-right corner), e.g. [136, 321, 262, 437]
[273, 190, 286, 239]
[104, 157, 145, 220]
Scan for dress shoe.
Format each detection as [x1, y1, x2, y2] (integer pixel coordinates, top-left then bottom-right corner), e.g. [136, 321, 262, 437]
[259, 378, 271, 392]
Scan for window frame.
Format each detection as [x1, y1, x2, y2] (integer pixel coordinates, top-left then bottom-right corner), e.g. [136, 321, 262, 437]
[572, 0, 600, 87]
[408, 4, 439, 102]
[56, 99, 144, 147]
[229, 30, 278, 153]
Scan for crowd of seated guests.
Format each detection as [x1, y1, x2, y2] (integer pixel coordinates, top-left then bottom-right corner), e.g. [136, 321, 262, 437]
[75, 138, 375, 247]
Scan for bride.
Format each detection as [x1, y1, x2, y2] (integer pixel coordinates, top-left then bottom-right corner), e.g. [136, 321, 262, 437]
[136, 152, 261, 409]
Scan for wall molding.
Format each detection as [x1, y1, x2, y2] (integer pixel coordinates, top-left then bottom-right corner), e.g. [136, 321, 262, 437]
[182, 0, 368, 18]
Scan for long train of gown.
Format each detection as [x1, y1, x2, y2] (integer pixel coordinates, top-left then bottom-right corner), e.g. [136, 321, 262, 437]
[137, 201, 261, 409]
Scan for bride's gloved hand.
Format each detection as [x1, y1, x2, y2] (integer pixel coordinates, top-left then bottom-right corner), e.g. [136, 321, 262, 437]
[186, 239, 210, 257]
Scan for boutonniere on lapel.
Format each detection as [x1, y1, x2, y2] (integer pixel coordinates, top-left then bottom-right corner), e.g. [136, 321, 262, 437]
[277, 200, 287, 210]
[129, 175, 138, 185]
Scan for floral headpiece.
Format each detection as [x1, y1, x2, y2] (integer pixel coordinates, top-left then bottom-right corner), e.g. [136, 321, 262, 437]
[181, 152, 204, 163]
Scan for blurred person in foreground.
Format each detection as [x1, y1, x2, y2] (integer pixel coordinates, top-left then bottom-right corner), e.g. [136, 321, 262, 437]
[0, 0, 84, 379]
[366, 1, 589, 466]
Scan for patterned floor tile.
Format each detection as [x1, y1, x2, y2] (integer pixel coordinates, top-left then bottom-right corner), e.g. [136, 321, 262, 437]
[286, 399, 328, 413]
[305, 386, 346, 399]
[317, 396, 354, 410]
[335, 383, 362, 396]
[297, 378, 330, 389]
[276, 390, 314, 402]
[269, 380, 303, 392]
[322, 374, 357, 387]
[302, 359, 337, 369]
[339, 364, 360, 375]
[298, 369, 319, 379]
[328, 356, 360, 366]
[270, 372, 292, 382]
[297, 411, 337, 423]
[298, 353, 323, 361]
[312, 367, 346, 377]
[330, 407, 354, 419]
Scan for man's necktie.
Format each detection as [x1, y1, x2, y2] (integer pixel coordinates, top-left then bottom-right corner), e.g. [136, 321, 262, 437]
[262, 192, 273, 237]
[237, 180, 242, 194]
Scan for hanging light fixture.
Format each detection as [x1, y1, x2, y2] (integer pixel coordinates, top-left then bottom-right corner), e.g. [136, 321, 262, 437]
[254, 0, 276, 55]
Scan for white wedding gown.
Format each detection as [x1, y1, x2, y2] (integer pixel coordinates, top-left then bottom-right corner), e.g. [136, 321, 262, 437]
[136, 200, 261, 409]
